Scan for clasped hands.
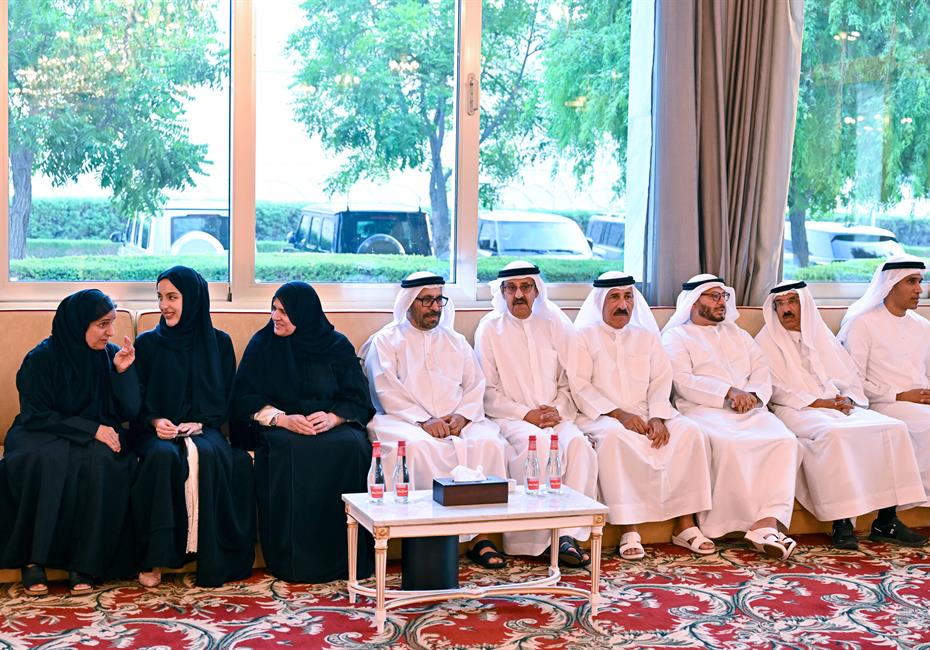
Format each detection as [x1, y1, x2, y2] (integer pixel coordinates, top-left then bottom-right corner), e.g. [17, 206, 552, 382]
[523, 404, 562, 429]
[809, 394, 854, 414]
[607, 408, 669, 448]
[277, 411, 345, 435]
[726, 387, 760, 413]
[897, 388, 930, 405]
[419, 413, 469, 438]
[152, 419, 204, 439]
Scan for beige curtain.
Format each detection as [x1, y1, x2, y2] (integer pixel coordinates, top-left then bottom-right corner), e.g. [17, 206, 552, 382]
[644, 0, 803, 305]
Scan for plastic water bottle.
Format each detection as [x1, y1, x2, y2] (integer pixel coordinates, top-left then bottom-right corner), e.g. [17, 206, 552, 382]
[393, 440, 410, 503]
[524, 434, 541, 495]
[546, 433, 562, 494]
[368, 441, 385, 503]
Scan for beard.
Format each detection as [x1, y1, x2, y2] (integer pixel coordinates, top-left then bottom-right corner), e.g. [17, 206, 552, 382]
[697, 302, 725, 322]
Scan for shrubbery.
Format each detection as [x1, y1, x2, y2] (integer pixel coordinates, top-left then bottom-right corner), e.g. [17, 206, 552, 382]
[11, 252, 622, 284]
[788, 258, 882, 282]
[25, 238, 119, 257]
[22, 198, 304, 241]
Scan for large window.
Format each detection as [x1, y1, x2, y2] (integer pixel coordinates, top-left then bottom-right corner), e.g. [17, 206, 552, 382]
[477, 0, 629, 282]
[2, 0, 637, 302]
[784, 0, 930, 285]
[7, 0, 231, 284]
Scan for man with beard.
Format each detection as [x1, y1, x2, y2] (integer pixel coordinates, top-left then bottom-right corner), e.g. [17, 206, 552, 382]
[570, 272, 714, 560]
[474, 261, 598, 567]
[756, 280, 926, 549]
[838, 255, 930, 546]
[661, 274, 801, 560]
[362, 271, 510, 567]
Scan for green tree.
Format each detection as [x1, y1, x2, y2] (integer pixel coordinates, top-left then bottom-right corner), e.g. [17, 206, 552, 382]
[789, 0, 930, 267]
[8, 0, 226, 259]
[287, 0, 552, 253]
[542, 0, 631, 197]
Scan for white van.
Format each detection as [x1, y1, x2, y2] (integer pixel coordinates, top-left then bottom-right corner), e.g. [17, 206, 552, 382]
[477, 210, 593, 259]
[112, 203, 229, 256]
[783, 221, 906, 264]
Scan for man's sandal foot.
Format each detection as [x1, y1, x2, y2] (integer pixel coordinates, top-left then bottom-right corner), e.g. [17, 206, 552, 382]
[466, 539, 508, 569]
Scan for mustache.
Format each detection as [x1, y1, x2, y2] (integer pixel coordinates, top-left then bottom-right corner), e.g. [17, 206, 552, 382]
[781, 311, 796, 318]
[613, 308, 629, 316]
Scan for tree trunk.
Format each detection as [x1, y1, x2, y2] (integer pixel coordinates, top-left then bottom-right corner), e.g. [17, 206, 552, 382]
[428, 139, 450, 255]
[9, 147, 34, 260]
[788, 208, 809, 268]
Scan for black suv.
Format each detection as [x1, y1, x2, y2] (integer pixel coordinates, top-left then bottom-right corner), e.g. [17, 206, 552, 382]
[286, 206, 432, 256]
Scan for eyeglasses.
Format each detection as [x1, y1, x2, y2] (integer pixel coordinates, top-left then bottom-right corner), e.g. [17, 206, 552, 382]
[701, 291, 730, 303]
[502, 281, 537, 295]
[414, 295, 449, 308]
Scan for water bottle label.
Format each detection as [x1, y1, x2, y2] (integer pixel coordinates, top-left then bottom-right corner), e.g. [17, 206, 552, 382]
[370, 485, 384, 499]
[549, 478, 561, 490]
[396, 483, 409, 498]
[527, 478, 540, 491]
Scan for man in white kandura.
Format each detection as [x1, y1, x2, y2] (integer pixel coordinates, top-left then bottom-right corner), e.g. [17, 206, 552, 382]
[570, 271, 714, 560]
[661, 274, 801, 560]
[756, 279, 926, 549]
[362, 271, 511, 567]
[474, 261, 598, 567]
[838, 255, 930, 547]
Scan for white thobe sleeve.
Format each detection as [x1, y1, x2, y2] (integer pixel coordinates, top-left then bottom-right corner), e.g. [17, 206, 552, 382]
[552, 326, 579, 419]
[568, 334, 617, 420]
[743, 332, 774, 406]
[842, 319, 897, 404]
[663, 329, 730, 408]
[767, 365, 819, 410]
[365, 335, 434, 424]
[253, 405, 284, 425]
[456, 347, 488, 422]
[646, 336, 678, 420]
[475, 324, 532, 421]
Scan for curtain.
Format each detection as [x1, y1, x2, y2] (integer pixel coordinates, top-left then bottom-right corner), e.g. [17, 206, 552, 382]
[643, 0, 804, 305]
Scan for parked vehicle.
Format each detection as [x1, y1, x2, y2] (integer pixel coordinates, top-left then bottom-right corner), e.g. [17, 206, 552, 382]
[285, 205, 432, 255]
[784, 221, 906, 264]
[477, 210, 593, 258]
[111, 203, 229, 255]
[586, 213, 625, 260]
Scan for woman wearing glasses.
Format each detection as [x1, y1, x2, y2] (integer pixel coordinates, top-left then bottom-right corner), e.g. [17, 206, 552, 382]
[231, 282, 375, 583]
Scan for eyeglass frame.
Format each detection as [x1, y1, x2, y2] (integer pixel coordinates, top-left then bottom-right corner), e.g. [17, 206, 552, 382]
[699, 290, 731, 303]
[412, 295, 449, 308]
[501, 280, 538, 295]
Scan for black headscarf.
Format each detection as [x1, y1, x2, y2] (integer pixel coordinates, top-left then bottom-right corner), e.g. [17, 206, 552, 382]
[142, 266, 227, 424]
[233, 282, 362, 418]
[50, 289, 116, 380]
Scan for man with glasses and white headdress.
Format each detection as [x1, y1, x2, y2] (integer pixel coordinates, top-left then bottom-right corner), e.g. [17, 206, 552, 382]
[570, 271, 714, 561]
[661, 274, 800, 560]
[838, 255, 930, 547]
[474, 261, 598, 567]
[362, 271, 511, 567]
[756, 279, 926, 549]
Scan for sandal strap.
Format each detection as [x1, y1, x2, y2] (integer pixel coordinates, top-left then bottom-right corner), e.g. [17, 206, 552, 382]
[470, 539, 498, 554]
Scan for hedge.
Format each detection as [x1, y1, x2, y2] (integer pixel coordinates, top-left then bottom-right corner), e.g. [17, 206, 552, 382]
[788, 258, 882, 283]
[11, 252, 622, 284]
[25, 238, 119, 257]
[20, 199, 305, 241]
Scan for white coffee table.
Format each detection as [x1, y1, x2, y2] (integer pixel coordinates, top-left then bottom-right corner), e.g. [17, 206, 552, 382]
[342, 486, 608, 633]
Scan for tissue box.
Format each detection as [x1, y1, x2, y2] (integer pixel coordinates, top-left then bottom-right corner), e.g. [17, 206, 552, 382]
[432, 476, 509, 506]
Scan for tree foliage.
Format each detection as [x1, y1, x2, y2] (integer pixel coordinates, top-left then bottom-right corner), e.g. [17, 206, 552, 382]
[286, 0, 631, 253]
[789, 0, 930, 266]
[8, 0, 226, 258]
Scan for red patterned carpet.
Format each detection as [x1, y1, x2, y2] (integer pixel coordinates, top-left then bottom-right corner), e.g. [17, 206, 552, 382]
[2, 534, 930, 649]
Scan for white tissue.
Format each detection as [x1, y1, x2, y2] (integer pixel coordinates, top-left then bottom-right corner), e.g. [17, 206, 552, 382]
[450, 465, 486, 482]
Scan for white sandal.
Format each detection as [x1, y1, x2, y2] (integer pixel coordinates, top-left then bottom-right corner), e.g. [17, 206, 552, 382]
[617, 531, 645, 560]
[744, 527, 787, 559]
[777, 531, 798, 559]
[671, 526, 716, 555]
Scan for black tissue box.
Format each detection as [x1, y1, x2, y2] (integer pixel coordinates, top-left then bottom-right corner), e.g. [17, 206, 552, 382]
[432, 476, 509, 506]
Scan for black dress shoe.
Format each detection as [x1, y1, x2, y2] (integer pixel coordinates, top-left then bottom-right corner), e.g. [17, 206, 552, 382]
[869, 517, 929, 547]
[832, 519, 859, 550]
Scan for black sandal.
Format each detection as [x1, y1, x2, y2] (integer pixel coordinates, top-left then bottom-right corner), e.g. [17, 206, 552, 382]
[466, 539, 508, 569]
[557, 536, 591, 568]
[69, 570, 94, 595]
[21, 565, 48, 595]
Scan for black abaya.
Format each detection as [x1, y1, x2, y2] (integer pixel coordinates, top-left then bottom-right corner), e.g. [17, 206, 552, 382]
[232, 282, 375, 583]
[129, 266, 256, 587]
[0, 289, 139, 580]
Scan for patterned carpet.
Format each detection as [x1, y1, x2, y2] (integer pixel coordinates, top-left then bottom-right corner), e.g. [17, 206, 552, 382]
[2, 534, 930, 649]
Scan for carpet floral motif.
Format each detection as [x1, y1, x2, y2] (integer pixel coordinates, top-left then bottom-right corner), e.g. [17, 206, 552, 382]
[1, 535, 929, 649]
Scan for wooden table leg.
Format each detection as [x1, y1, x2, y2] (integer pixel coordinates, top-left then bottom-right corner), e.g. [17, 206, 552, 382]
[589, 515, 605, 616]
[346, 510, 358, 604]
[374, 527, 389, 634]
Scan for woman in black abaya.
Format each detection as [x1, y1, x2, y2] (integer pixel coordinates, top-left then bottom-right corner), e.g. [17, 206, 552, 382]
[130, 266, 255, 588]
[231, 281, 374, 583]
[0, 289, 139, 594]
